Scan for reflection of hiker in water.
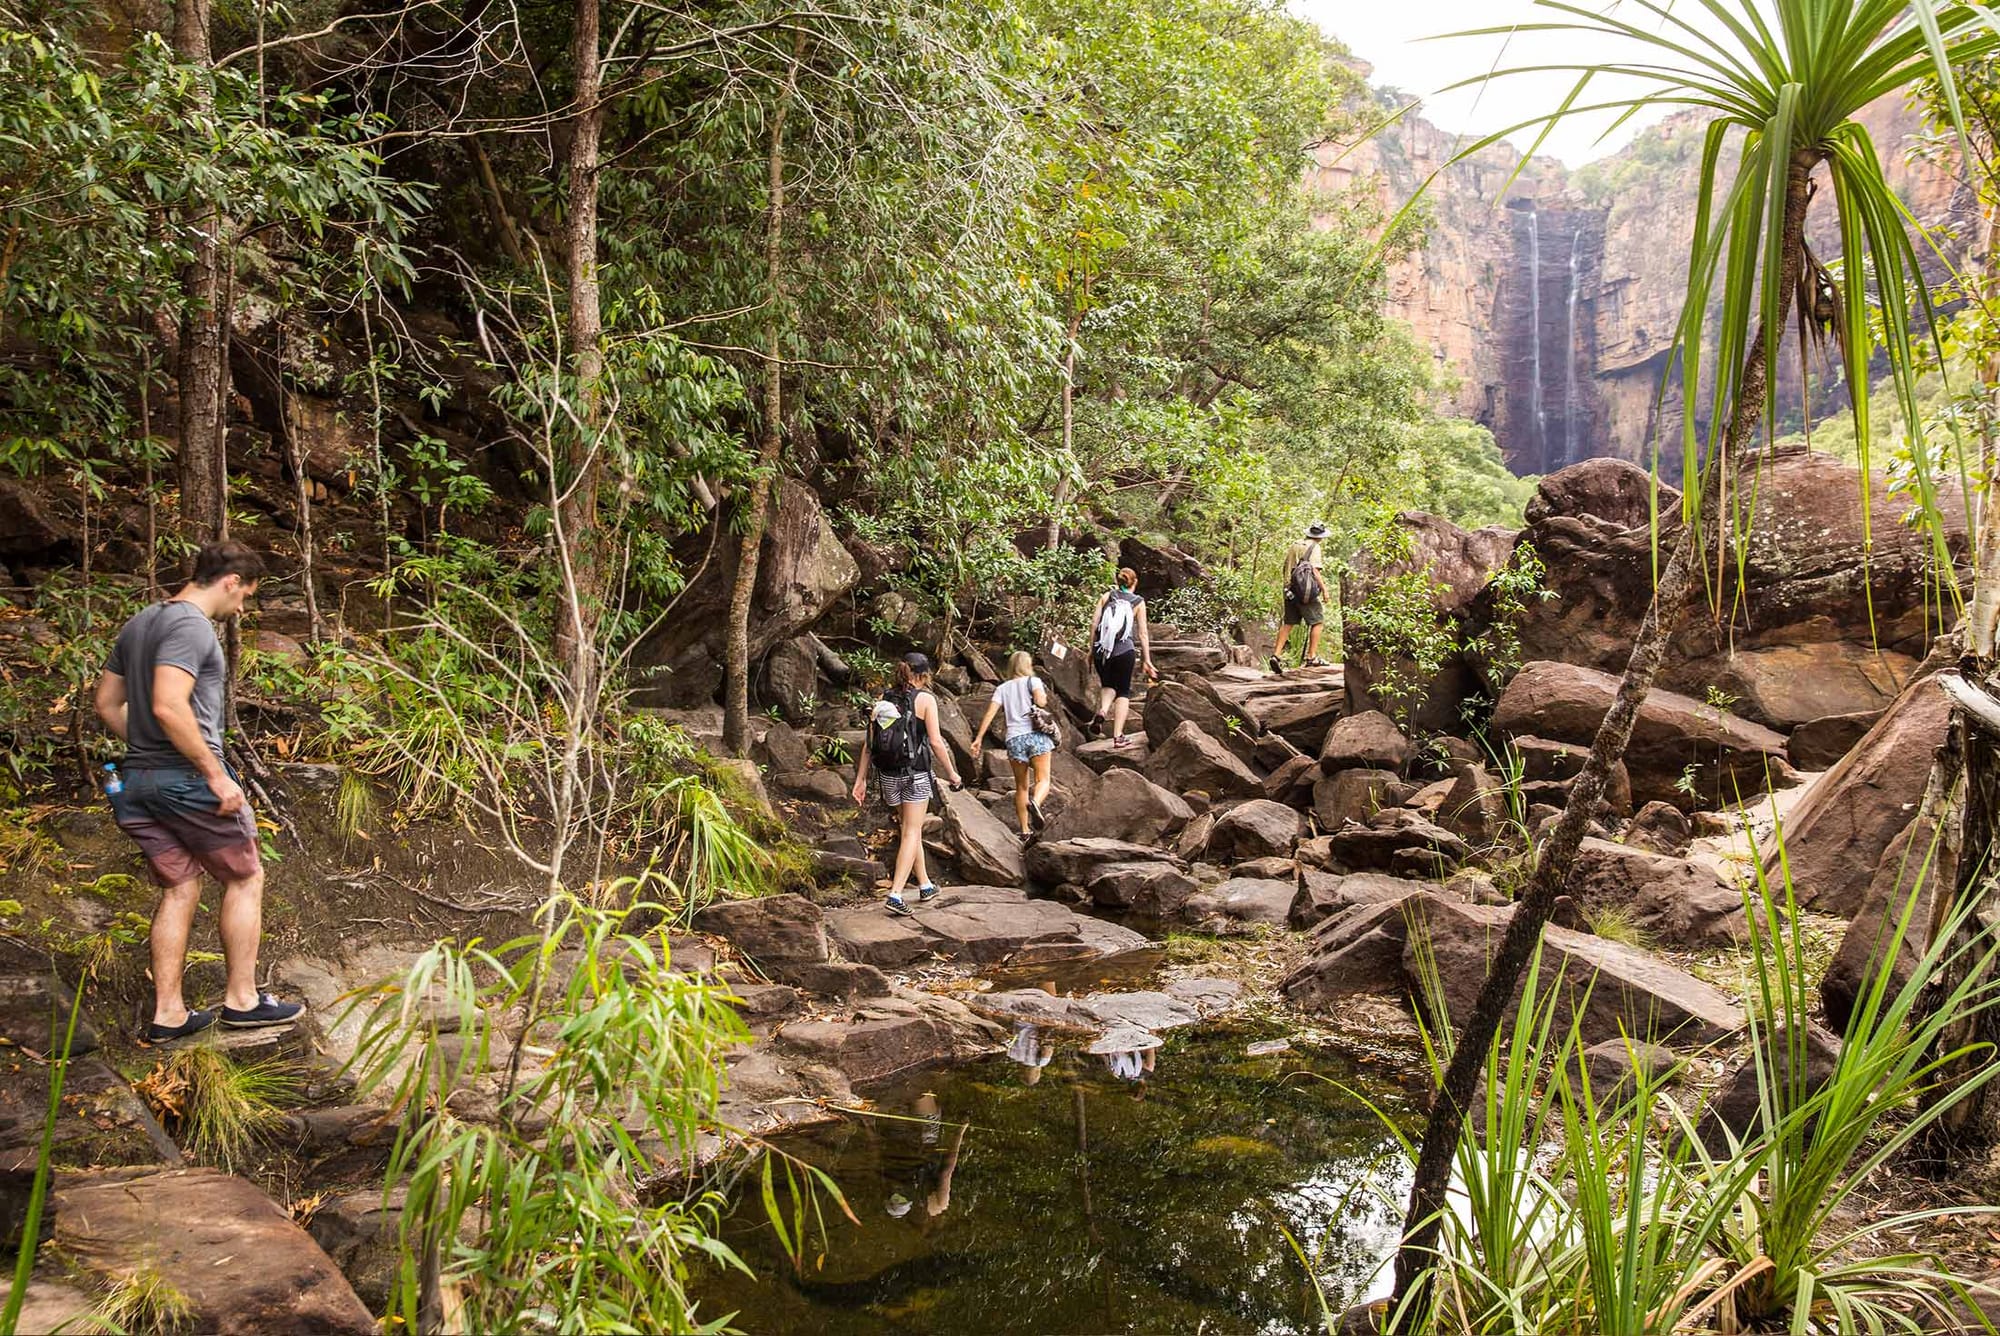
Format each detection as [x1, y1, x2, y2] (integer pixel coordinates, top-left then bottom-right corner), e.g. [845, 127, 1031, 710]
[1007, 1023, 1055, 1085]
[1090, 1027, 1161, 1089]
[881, 1091, 966, 1225]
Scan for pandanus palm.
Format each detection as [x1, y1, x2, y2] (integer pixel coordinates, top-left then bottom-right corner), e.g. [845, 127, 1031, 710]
[1384, 1, 1994, 1327]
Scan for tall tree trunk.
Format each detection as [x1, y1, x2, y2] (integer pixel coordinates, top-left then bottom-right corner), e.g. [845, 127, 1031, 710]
[1388, 146, 1819, 1329]
[554, 0, 604, 693]
[174, 0, 227, 546]
[1045, 298, 1084, 551]
[721, 59, 798, 757]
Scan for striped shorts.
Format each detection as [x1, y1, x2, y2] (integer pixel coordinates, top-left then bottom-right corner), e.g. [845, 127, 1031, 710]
[877, 770, 935, 807]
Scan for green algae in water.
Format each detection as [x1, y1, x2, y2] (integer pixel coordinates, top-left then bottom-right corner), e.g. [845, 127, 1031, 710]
[693, 1026, 1414, 1335]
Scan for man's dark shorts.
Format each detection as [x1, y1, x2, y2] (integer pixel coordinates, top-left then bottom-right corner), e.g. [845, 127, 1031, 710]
[111, 768, 261, 887]
[1282, 595, 1326, 628]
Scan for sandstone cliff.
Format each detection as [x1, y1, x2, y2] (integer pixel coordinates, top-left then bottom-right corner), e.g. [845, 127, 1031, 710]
[1314, 85, 1976, 477]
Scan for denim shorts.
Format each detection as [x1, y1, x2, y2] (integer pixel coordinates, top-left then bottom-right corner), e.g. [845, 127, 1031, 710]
[1006, 732, 1056, 763]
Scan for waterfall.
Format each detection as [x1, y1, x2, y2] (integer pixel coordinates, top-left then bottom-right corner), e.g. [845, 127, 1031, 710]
[1562, 225, 1582, 468]
[1527, 208, 1545, 457]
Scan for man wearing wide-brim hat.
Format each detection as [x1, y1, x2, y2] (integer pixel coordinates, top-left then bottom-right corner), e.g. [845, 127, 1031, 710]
[1271, 521, 1333, 675]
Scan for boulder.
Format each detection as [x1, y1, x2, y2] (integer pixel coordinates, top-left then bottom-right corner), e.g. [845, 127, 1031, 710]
[1786, 709, 1883, 771]
[1581, 1038, 1681, 1108]
[1142, 679, 1254, 762]
[1174, 811, 1218, 861]
[906, 887, 1093, 963]
[1264, 754, 1320, 806]
[1026, 836, 1185, 887]
[1244, 689, 1345, 753]
[1203, 800, 1303, 862]
[1184, 878, 1296, 928]
[1526, 456, 1659, 530]
[1493, 660, 1791, 810]
[306, 1187, 403, 1312]
[775, 769, 850, 803]
[633, 479, 861, 707]
[1696, 1023, 1842, 1152]
[1820, 813, 1953, 1033]
[1145, 721, 1263, 800]
[1472, 447, 1964, 729]
[1282, 892, 1746, 1046]
[1149, 638, 1230, 677]
[1074, 736, 1150, 771]
[1084, 861, 1200, 916]
[1774, 658, 1949, 916]
[56, 1168, 374, 1334]
[756, 721, 813, 774]
[940, 785, 1026, 887]
[1282, 900, 1420, 1008]
[1319, 711, 1412, 773]
[1117, 534, 1206, 598]
[1324, 809, 1471, 875]
[1439, 762, 1506, 845]
[1290, 871, 1423, 928]
[1568, 838, 1747, 949]
[1313, 768, 1406, 829]
[1405, 896, 1743, 1046]
[777, 1000, 961, 1085]
[0, 479, 77, 562]
[693, 894, 829, 966]
[1040, 767, 1193, 846]
[1341, 510, 1517, 734]
[763, 638, 821, 723]
[1624, 801, 1692, 855]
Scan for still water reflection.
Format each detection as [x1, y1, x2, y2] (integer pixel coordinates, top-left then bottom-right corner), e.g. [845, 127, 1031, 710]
[695, 1024, 1414, 1335]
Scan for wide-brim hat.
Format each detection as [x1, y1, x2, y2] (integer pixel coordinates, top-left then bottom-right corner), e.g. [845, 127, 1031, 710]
[1304, 522, 1331, 540]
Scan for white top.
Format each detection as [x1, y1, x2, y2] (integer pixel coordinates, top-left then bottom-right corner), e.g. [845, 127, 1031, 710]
[993, 676, 1045, 741]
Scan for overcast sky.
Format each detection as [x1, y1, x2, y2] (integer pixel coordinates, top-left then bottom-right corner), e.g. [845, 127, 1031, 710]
[1293, 0, 1686, 167]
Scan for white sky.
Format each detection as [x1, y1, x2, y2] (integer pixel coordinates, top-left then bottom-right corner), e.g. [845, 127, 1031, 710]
[1293, 0, 1688, 167]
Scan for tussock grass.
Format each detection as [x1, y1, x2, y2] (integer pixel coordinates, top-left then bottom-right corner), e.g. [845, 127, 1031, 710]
[92, 1261, 192, 1334]
[134, 1047, 295, 1170]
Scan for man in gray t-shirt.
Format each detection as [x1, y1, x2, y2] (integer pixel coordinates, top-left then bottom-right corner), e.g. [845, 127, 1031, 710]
[94, 540, 304, 1044]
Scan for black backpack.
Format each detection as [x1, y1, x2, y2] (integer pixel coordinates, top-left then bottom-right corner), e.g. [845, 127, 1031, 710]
[1286, 553, 1319, 604]
[869, 688, 928, 776]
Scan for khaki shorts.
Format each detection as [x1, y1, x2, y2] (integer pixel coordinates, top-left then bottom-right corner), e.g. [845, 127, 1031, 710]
[111, 768, 262, 886]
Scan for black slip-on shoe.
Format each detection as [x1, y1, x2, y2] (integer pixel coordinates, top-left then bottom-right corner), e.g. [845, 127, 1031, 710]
[1267, 656, 1285, 677]
[143, 1009, 217, 1045]
[219, 993, 305, 1030]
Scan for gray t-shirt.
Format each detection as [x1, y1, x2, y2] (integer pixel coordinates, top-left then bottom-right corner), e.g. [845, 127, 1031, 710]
[105, 601, 226, 770]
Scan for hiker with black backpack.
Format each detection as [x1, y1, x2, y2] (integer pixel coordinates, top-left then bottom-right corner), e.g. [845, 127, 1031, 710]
[1270, 521, 1332, 676]
[850, 652, 964, 917]
[1085, 567, 1154, 749]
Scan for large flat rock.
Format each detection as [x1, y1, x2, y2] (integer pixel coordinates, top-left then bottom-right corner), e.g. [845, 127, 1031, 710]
[825, 888, 1146, 970]
[55, 1167, 375, 1335]
[1283, 892, 1743, 1047]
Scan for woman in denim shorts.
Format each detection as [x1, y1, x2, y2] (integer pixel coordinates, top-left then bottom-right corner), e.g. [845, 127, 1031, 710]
[973, 650, 1057, 837]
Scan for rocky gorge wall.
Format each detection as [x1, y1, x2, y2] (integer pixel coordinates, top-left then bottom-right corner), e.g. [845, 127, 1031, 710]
[1312, 81, 1978, 476]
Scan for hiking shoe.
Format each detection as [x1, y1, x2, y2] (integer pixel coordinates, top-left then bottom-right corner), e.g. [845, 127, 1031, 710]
[1303, 656, 1333, 668]
[917, 883, 940, 904]
[143, 1009, 217, 1045]
[1267, 656, 1285, 677]
[886, 895, 914, 917]
[219, 993, 305, 1029]
[1028, 798, 1048, 831]
[1088, 714, 1105, 740]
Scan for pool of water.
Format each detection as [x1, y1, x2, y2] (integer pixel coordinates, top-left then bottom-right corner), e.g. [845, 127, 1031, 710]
[693, 1023, 1417, 1335]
